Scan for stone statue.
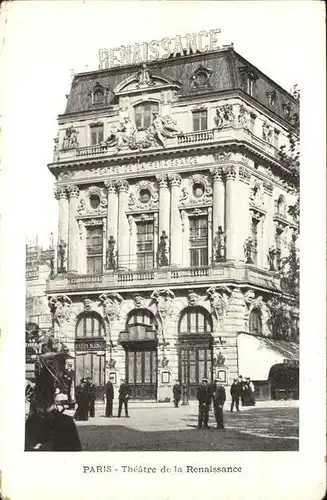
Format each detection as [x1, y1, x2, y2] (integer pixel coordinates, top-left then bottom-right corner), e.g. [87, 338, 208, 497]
[136, 65, 155, 88]
[214, 105, 235, 129]
[99, 292, 122, 323]
[157, 231, 169, 267]
[149, 112, 180, 147]
[62, 126, 79, 149]
[206, 286, 230, 330]
[267, 246, 277, 271]
[238, 105, 250, 129]
[106, 236, 117, 270]
[116, 117, 136, 149]
[244, 238, 255, 264]
[213, 226, 226, 261]
[57, 241, 67, 273]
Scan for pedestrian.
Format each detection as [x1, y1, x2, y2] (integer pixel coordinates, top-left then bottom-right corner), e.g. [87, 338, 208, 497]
[118, 380, 131, 418]
[74, 378, 89, 421]
[105, 379, 114, 417]
[64, 363, 74, 402]
[230, 378, 241, 412]
[197, 378, 211, 429]
[86, 377, 96, 417]
[25, 368, 81, 451]
[172, 380, 182, 407]
[239, 375, 246, 406]
[247, 377, 256, 406]
[212, 379, 226, 429]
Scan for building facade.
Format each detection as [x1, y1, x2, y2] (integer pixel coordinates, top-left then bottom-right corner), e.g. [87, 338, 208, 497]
[46, 46, 299, 400]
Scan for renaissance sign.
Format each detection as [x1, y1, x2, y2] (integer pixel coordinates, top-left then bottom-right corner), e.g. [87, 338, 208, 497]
[99, 29, 221, 69]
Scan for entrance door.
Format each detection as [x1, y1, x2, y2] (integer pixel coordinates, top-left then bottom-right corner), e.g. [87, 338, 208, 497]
[75, 352, 106, 399]
[178, 344, 213, 400]
[126, 346, 157, 399]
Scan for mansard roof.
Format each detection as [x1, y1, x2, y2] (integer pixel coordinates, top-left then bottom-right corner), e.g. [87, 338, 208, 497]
[63, 47, 299, 124]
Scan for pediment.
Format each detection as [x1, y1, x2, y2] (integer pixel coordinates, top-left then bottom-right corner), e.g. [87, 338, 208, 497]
[114, 65, 181, 95]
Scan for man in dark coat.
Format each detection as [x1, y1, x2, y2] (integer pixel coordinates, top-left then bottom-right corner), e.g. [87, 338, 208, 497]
[212, 379, 226, 429]
[105, 379, 114, 417]
[230, 378, 241, 412]
[25, 368, 81, 451]
[172, 380, 182, 408]
[239, 375, 246, 406]
[197, 378, 212, 429]
[86, 377, 96, 417]
[64, 364, 74, 402]
[118, 380, 131, 417]
[74, 378, 89, 421]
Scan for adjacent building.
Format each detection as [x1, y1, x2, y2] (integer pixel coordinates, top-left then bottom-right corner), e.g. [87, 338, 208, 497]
[44, 44, 299, 401]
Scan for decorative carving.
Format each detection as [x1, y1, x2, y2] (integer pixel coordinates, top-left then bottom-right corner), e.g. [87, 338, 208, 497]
[267, 246, 277, 271]
[83, 298, 93, 311]
[187, 290, 200, 307]
[244, 238, 256, 264]
[190, 65, 213, 89]
[67, 185, 79, 198]
[222, 165, 237, 180]
[99, 292, 123, 323]
[149, 113, 181, 147]
[262, 121, 273, 143]
[168, 173, 182, 187]
[238, 105, 250, 129]
[83, 218, 103, 227]
[78, 220, 84, 240]
[116, 117, 137, 150]
[133, 293, 145, 308]
[160, 357, 169, 369]
[150, 288, 175, 322]
[54, 187, 67, 200]
[250, 180, 265, 207]
[263, 181, 273, 195]
[77, 186, 107, 216]
[181, 210, 187, 232]
[128, 180, 158, 212]
[106, 235, 117, 270]
[116, 179, 129, 193]
[179, 174, 212, 207]
[205, 286, 231, 331]
[210, 166, 223, 181]
[157, 231, 169, 267]
[128, 215, 133, 235]
[213, 226, 226, 262]
[213, 151, 232, 163]
[214, 104, 235, 129]
[136, 64, 155, 88]
[238, 167, 251, 184]
[48, 295, 72, 326]
[62, 127, 79, 149]
[243, 288, 255, 306]
[104, 180, 117, 194]
[53, 136, 59, 152]
[106, 358, 116, 370]
[57, 240, 67, 273]
[156, 173, 168, 189]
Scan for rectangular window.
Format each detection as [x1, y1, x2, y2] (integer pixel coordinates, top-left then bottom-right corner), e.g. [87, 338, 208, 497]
[247, 78, 254, 96]
[192, 110, 208, 131]
[136, 220, 154, 269]
[251, 219, 259, 265]
[189, 216, 208, 266]
[135, 103, 159, 130]
[275, 230, 282, 270]
[86, 226, 103, 274]
[90, 125, 104, 145]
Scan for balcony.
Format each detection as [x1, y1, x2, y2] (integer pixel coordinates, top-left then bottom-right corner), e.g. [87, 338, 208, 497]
[47, 263, 279, 294]
[53, 125, 279, 164]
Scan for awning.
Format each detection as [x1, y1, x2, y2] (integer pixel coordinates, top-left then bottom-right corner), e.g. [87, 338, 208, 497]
[237, 333, 299, 381]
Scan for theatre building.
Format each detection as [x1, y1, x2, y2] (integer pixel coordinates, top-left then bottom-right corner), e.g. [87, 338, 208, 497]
[46, 44, 299, 401]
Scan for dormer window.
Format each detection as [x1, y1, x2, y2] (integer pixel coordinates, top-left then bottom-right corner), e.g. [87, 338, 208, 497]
[90, 82, 108, 106]
[134, 102, 159, 130]
[267, 90, 277, 107]
[240, 66, 258, 97]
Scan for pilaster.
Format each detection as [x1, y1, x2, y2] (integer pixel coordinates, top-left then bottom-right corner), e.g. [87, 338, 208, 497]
[117, 180, 130, 270]
[223, 165, 238, 261]
[67, 185, 80, 273]
[168, 173, 182, 267]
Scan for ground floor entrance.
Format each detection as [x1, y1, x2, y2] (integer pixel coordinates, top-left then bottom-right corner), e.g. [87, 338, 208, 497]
[125, 343, 157, 399]
[178, 335, 213, 400]
[75, 351, 106, 399]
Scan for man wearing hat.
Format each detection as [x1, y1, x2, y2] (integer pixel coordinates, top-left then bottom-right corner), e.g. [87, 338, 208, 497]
[196, 378, 212, 429]
[212, 379, 226, 429]
[118, 379, 131, 418]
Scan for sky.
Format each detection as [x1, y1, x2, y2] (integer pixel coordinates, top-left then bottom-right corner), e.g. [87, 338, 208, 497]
[0, 0, 323, 247]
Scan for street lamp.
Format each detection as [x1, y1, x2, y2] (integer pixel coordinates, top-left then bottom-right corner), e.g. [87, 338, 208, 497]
[181, 351, 189, 406]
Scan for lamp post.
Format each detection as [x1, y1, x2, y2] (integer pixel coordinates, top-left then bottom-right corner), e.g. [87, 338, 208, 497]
[181, 348, 189, 406]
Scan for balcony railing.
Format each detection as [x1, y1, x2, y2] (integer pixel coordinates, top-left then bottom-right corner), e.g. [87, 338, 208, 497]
[75, 144, 110, 158]
[177, 130, 214, 144]
[171, 266, 210, 279]
[68, 274, 102, 285]
[117, 270, 155, 283]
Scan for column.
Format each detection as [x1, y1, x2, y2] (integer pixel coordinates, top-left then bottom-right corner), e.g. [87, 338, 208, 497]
[104, 180, 118, 242]
[211, 166, 225, 233]
[116, 179, 130, 270]
[238, 167, 251, 262]
[168, 173, 182, 267]
[55, 186, 69, 273]
[263, 181, 274, 270]
[156, 173, 170, 266]
[224, 165, 238, 261]
[67, 185, 80, 273]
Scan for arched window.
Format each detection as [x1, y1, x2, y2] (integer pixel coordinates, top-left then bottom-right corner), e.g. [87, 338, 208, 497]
[249, 308, 262, 335]
[76, 312, 106, 338]
[134, 102, 159, 130]
[126, 309, 157, 330]
[178, 306, 213, 334]
[93, 88, 104, 103]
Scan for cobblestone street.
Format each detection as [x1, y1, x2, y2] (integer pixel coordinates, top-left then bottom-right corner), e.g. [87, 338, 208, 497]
[69, 400, 299, 451]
